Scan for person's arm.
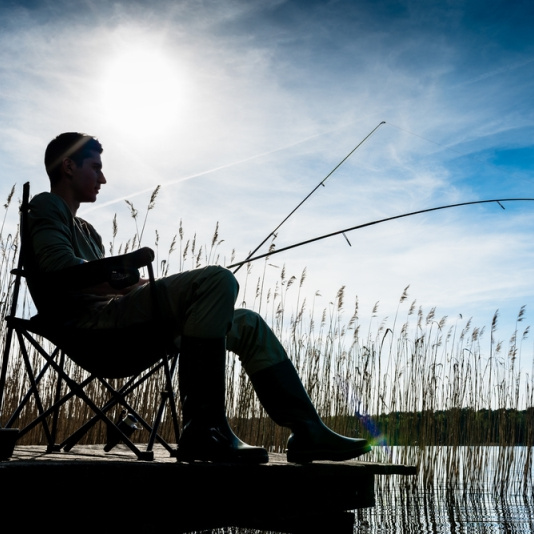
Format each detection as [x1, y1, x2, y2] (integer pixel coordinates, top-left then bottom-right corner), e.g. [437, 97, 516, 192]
[27, 193, 153, 295]
[78, 276, 149, 297]
[41, 248, 155, 294]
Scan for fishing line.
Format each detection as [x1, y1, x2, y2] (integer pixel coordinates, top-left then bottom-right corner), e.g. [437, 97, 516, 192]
[227, 198, 534, 269]
[233, 121, 386, 273]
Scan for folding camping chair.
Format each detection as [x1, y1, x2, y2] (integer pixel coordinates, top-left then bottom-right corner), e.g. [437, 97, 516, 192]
[0, 182, 180, 461]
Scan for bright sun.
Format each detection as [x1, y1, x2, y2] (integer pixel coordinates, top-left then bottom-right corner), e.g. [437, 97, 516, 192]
[98, 44, 187, 135]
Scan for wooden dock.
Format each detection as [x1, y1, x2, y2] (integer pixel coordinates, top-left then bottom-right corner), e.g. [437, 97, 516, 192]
[0, 445, 416, 533]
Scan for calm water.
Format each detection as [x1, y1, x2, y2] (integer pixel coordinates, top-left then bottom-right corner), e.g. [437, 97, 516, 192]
[356, 486, 534, 533]
[356, 446, 534, 533]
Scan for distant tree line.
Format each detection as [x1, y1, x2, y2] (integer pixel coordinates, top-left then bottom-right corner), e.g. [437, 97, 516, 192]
[347, 408, 534, 446]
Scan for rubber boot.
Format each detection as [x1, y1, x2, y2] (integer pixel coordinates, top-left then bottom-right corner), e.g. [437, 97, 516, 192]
[250, 359, 371, 463]
[177, 336, 269, 464]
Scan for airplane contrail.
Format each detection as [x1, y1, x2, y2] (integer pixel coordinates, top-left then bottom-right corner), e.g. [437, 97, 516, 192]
[84, 122, 363, 213]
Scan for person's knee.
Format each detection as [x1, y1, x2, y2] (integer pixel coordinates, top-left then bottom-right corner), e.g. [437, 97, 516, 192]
[206, 265, 239, 298]
[227, 308, 288, 373]
[233, 308, 263, 332]
[159, 266, 240, 338]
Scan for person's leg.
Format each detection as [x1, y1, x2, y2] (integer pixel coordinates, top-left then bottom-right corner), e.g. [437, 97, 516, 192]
[177, 335, 268, 463]
[84, 265, 240, 338]
[77, 266, 267, 462]
[226, 309, 287, 375]
[250, 360, 370, 463]
[227, 309, 371, 463]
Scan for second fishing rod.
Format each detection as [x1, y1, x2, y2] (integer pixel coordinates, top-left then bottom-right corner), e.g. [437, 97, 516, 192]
[232, 121, 386, 273]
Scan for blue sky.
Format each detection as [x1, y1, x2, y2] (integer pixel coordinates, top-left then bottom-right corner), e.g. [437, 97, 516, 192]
[1, 0, 533, 368]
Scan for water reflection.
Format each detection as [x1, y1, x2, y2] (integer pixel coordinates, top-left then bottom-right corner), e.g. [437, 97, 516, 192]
[357, 446, 534, 533]
[357, 487, 534, 533]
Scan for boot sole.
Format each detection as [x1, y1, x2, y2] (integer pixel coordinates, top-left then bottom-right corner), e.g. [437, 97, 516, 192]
[287, 444, 372, 464]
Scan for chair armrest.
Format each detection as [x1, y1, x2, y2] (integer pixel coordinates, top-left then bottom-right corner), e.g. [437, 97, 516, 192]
[40, 247, 155, 291]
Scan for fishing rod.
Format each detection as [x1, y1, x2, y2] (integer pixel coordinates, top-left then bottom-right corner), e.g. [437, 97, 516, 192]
[227, 198, 534, 269]
[232, 120, 386, 273]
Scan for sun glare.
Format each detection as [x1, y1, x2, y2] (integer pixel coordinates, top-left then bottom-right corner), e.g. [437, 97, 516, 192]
[98, 45, 187, 136]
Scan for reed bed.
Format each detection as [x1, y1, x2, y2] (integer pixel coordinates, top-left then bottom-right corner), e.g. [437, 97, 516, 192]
[0, 186, 532, 497]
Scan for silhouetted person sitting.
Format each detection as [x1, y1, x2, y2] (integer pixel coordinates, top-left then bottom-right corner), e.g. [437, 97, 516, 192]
[25, 132, 370, 463]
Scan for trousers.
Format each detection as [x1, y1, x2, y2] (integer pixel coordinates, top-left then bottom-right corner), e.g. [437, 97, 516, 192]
[73, 265, 288, 375]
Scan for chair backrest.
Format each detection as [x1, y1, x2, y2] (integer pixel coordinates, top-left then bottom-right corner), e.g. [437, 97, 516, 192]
[0, 183, 30, 413]
[5, 182, 31, 323]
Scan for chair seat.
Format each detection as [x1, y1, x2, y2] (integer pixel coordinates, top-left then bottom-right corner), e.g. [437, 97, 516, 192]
[7, 315, 171, 378]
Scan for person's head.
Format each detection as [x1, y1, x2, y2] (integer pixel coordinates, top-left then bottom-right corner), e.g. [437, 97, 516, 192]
[45, 132, 103, 186]
[45, 132, 106, 213]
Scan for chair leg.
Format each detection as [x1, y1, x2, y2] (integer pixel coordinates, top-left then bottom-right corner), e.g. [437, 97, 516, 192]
[47, 350, 66, 452]
[25, 336, 154, 460]
[5, 358, 53, 429]
[62, 354, 180, 459]
[0, 324, 20, 460]
[0, 324, 15, 426]
[61, 375, 140, 452]
[16, 330, 57, 448]
[146, 353, 180, 456]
